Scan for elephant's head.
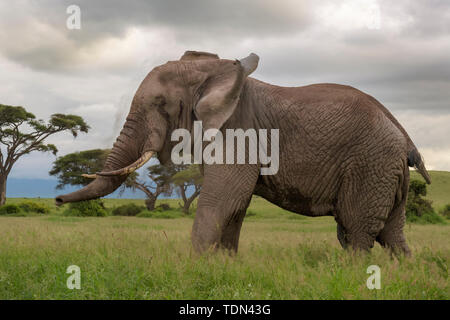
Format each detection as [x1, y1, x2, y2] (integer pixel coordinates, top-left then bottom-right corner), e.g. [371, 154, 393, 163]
[55, 51, 259, 205]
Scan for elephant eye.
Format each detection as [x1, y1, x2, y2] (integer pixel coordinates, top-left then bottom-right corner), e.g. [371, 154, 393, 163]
[152, 95, 166, 108]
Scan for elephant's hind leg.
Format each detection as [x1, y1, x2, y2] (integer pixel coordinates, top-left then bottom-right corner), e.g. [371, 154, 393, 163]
[336, 206, 381, 252]
[337, 167, 399, 252]
[376, 166, 411, 257]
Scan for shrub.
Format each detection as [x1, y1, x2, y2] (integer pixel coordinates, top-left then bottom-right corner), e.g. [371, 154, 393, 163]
[407, 211, 446, 224]
[64, 199, 107, 217]
[0, 204, 21, 215]
[406, 196, 434, 218]
[112, 203, 145, 216]
[409, 179, 427, 197]
[406, 179, 445, 224]
[246, 209, 257, 218]
[18, 201, 50, 214]
[157, 203, 171, 210]
[440, 204, 450, 219]
[137, 207, 184, 219]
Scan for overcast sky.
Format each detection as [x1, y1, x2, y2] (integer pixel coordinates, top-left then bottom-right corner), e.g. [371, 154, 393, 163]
[1, 0, 449, 179]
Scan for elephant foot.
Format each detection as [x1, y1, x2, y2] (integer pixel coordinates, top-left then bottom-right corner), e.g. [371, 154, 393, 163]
[337, 222, 349, 249]
[191, 215, 243, 254]
[376, 231, 411, 257]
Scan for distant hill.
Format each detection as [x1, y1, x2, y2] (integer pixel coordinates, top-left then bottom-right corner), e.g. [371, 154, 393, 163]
[410, 170, 450, 210]
[5, 171, 450, 208]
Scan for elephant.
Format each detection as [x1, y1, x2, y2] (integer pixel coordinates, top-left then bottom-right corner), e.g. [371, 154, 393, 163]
[56, 51, 431, 256]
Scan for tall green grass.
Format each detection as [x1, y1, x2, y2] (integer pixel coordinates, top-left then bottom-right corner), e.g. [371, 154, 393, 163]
[0, 215, 448, 299]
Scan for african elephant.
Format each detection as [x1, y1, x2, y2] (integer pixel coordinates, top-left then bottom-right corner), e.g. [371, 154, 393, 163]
[56, 51, 431, 256]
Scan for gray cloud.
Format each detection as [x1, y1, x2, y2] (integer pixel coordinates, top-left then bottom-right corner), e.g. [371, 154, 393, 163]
[382, 0, 450, 38]
[0, 0, 312, 71]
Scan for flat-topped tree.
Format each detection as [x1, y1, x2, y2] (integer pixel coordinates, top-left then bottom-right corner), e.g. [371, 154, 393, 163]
[0, 104, 89, 205]
[124, 164, 176, 211]
[50, 148, 137, 200]
[171, 164, 203, 214]
[125, 164, 202, 212]
[49, 149, 110, 189]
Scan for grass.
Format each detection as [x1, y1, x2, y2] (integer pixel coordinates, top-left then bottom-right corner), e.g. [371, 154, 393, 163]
[0, 215, 448, 299]
[0, 170, 448, 299]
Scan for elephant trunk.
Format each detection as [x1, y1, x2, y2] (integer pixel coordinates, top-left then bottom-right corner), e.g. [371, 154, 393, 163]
[55, 175, 126, 205]
[55, 111, 151, 206]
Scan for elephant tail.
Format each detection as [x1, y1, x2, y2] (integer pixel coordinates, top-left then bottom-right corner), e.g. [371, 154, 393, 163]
[407, 147, 431, 184]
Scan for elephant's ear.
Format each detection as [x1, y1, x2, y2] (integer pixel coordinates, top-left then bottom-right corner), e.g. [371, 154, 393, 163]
[194, 53, 259, 131]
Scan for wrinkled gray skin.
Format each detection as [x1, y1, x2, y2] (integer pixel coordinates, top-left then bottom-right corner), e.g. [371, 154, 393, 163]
[56, 51, 431, 256]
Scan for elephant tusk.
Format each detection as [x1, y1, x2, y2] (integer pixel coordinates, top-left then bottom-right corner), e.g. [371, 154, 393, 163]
[95, 151, 154, 177]
[82, 174, 97, 179]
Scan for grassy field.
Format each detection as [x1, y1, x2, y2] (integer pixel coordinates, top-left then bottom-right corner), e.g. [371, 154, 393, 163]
[0, 214, 448, 299]
[0, 170, 449, 299]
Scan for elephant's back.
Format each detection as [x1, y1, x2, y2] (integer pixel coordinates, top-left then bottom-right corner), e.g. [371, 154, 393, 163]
[280, 83, 407, 145]
[249, 78, 409, 153]
[273, 81, 409, 174]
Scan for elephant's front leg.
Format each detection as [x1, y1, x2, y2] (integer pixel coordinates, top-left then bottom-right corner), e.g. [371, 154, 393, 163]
[191, 164, 259, 253]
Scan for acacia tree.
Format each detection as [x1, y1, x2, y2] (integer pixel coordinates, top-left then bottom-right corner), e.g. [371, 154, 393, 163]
[0, 104, 89, 206]
[49, 149, 138, 202]
[171, 164, 203, 214]
[125, 164, 176, 210]
[49, 149, 110, 189]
